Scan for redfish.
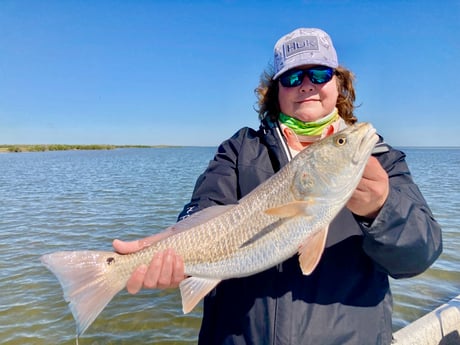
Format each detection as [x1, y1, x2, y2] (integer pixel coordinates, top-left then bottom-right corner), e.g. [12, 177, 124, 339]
[41, 122, 378, 337]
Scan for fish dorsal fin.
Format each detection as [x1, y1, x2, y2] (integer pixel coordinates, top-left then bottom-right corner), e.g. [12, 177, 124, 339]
[139, 205, 236, 247]
[298, 226, 329, 275]
[168, 205, 236, 233]
[179, 277, 221, 313]
[264, 200, 314, 218]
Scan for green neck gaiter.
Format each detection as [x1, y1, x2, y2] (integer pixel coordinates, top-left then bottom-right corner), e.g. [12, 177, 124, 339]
[279, 108, 339, 136]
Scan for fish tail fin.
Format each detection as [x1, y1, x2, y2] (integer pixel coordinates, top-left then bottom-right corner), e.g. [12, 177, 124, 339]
[41, 250, 127, 336]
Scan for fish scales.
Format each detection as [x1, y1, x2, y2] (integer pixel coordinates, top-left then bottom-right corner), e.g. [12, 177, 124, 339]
[156, 179, 292, 271]
[41, 122, 379, 337]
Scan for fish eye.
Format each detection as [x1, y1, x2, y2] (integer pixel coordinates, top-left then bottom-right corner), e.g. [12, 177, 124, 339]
[335, 136, 347, 146]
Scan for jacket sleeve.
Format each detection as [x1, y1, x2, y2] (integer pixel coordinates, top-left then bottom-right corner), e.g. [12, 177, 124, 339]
[361, 147, 442, 279]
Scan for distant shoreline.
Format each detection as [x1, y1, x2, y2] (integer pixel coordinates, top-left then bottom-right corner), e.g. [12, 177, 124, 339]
[1, 144, 457, 154]
[0, 144, 182, 153]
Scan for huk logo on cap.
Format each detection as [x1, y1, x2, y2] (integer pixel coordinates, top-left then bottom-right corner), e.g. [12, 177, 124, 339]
[283, 36, 319, 58]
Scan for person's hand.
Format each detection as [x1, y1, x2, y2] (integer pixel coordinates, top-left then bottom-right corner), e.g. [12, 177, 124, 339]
[347, 156, 389, 219]
[113, 235, 186, 294]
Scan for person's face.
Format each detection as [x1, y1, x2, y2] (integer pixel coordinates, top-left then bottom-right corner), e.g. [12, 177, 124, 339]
[278, 65, 339, 122]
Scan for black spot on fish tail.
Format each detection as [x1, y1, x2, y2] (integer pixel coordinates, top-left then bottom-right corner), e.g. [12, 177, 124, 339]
[106, 257, 115, 265]
[239, 219, 287, 248]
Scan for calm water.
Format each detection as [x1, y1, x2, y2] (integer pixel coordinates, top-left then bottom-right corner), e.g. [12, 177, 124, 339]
[0, 146, 459, 344]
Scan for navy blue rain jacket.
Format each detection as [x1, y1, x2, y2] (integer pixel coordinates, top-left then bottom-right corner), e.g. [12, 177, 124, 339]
[177, 118, 442, 345]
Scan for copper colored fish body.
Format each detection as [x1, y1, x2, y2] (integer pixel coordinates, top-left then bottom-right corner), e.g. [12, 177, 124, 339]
[41, 122, 378, 336]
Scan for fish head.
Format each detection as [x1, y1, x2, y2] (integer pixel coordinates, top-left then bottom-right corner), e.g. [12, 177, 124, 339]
[291, 122, 379, 203]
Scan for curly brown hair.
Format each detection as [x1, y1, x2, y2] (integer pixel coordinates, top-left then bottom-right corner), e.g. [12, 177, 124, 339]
[255, 66, 358, 125]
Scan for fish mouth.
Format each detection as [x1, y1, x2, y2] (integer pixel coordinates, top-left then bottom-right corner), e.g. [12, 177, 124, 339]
[352, 123, 378, 164]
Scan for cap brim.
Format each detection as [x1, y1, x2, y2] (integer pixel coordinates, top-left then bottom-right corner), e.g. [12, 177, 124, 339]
[273, 60, 338, 80]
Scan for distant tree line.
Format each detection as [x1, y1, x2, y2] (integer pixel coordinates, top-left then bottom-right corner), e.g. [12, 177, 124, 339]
[0, 144, 180, 153]
[3, 144, 116, 152]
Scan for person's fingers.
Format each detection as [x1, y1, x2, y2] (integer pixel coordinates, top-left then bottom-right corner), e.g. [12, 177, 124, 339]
[143, 251, 164, 289]
[118, 244, 185, 293]
[141, 249, 184, 289]
[157, 249, 175, 289]
[112, 238, 142, 254]
[172, 252, 186, 287]
[126, 264, 148, 294]
[113, 233, 167, 255]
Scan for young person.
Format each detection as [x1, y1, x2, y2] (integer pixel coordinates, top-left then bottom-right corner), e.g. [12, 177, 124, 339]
[114, 28, 442, 344]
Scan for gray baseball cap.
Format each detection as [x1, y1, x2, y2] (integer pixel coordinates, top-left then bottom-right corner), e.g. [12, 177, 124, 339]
[273, 28, 338, 80]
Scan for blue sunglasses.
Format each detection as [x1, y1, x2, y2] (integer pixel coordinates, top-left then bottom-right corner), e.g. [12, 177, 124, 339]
[278, 66, 335, 87]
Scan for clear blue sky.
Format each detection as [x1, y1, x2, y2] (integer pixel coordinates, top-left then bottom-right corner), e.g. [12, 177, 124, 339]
[1, 0, 459, 146]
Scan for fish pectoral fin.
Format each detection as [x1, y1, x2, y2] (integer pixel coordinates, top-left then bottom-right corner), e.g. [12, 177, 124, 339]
[179, 277, 221, 314]
[264, 200, 314, 218]
[298, 226, 329, 275]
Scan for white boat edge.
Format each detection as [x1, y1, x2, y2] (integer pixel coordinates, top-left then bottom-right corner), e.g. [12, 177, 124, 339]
[392, 294, 460, 345]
